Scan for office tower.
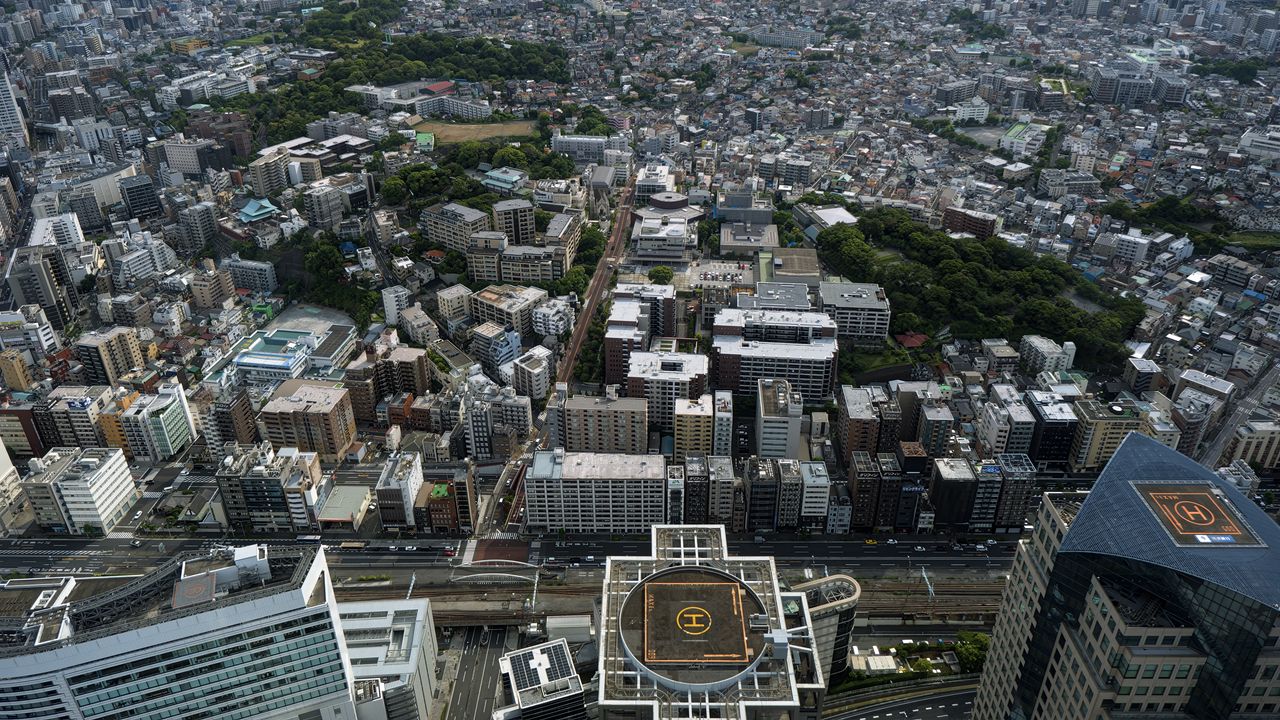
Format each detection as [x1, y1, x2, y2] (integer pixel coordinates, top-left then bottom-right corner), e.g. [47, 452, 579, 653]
[495, 638, 588, 720]
[524, 449, 665, 533]
[929, 458, 979, 533]
[421, 201, 491, 253]
[190, 259, 236, 310]
[669, 462, 686, 521]
[848, 451, 880, 530]
[743, 456, 779, 531]
[21, 446, 134, 534]
[673, 394, 713, 463]
[835, 385, 879, 464]
[119, 173, 162, 218]
[1024, 390, 1079, 472]
[793, 574, 860, 679]
[995, 452, 1036, 531]
[492, 198, 535, 245]
[339, 597, 438, 720]
[976, 386, 1036, 457]
[248, 147, 290, 197]
[0, 70, 29, 145]
[1069, 398, 1142, 472]
[711, 308, 838, 402]
[974, 434, 1280, 720]
[554, 386, 648, 454]
[73, 326, 143, 386]
[756, 378, 803, 459]
[818, 282, 891, 343]
[8, 244, 79, 330]
[258, 379, 357, 461]
[712, 390, 733, 456]
[67, 183, 107, 232]
[0, 545, 360, 719]
[0, 348, 32, 391]
[118, 383, 196, 464]
[598, 524, 825, 719]
[626, 351, 709, 432]
[872, 453, 904, 531]
[215, 442, 323, 532]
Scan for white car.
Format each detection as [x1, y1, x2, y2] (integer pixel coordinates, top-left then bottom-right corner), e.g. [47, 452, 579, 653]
[885, 538, 898, 545]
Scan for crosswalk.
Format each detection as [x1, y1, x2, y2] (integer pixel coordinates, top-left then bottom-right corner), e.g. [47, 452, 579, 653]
[106, 531, 135, 539]
[0, 548, 116, 557]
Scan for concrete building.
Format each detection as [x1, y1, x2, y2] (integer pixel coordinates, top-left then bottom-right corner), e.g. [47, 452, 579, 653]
[597, 525, 825, 720]
[1224, 418, 1280, 472]
[818, 282, 891, 344]
[524, 450, 666, 533]
[338, 598, 439, 720]
[466, 284, 547, 337]
[974, 435, 1280, 720]
[713, 391, 734, 457]
[495, 639, 588, 720]
[757, 378, 804, 459]
[673, 394, 714, 463]
[191, 262, 236, 311]
[248, 147, 290, 197]
[0, 348, 33, 392]
[22, 446, 135, 535]
[216, 442, 323, 532]
[512, 346, 555, 401]
[792, 574, 860, 679]
[835, 386, 879, 464]
[118, 383, 197, 465]
[470, 321, 522, 379]
[258, 379, 357, 461]
[340, 342, 431, 426]
[421, 202, 492, 253]
[382, 285, 412, 327]
[711, 309, 838, 402]
[626, 352, 709, 432]
[1018, 335, 1076, 374]
[492, 199, 536, 245]
[1069, 399, 1143, 473]
[73, 326, 143, 387]
[555, 387, 649, 454]
[222, 255, 278, 294]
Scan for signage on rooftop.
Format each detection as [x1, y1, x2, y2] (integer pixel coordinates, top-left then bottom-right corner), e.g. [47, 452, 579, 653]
[1138, 484, 1262, 547]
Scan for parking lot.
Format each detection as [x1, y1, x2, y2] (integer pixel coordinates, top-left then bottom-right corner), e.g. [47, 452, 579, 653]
[684, 260, 754, 290]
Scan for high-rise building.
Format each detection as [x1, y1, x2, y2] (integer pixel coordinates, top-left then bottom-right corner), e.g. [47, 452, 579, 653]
[512, 345, 555, 401]
[818, 282, 891, 343]
[712, 390, 734, 457]
[190, 260, 236, 310]
[1024, 389, 1080, 472]
[0, 348, 33, 391]
[598, 524, 825, 719]
[1019, 335, 1076, 374]
[1069, 398, 1143, 472]
[118, 383, 197, 464]
[35, 385, 114, 450]
[756, 378, 803, 459]
[304, 184, 346, 231]
[248, 147, 290, 197]
[0, 435, 21, 534]
[466, 284, 547, 337]
[495, 638, 588, 720]
[74, 326, 143, 387]
[673, 394, 714, 463]
[792, 574, 861, 679]
[381, 285, 411, 326]
[524, 449, 665, 533]
[221, 254, 278, 294]
[835, 385, 879, 464]
[421, 201, 491, 253]
[555, 387, 648, 454]
[22, 446, 135, 535]
[119, 174, 162, 218]
[0, 545, 360, 719]
[711, 308, 838, 402]
[0, 71, 30, 145]
[338, 597, 439, 720]
[258, 379, 357, 461]
[8, 244, 80, 330]
[492, 198, 536, 245]
[341, 341, 431, 426]
[1223, 417, 1280, 472]
[216, 442, 323, 532]
[626, 351, 709, 432]
[177, 201, 218, 254]
[974, 434, 1280, 720]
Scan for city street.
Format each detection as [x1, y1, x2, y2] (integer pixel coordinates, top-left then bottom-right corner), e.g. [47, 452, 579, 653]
[830, 690, 976, 720]
[448, 626, 508, 720]
[1198, 361, 1280, 468]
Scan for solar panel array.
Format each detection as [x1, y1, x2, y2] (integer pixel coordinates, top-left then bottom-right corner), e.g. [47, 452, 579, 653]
[508, 641, 575, 691]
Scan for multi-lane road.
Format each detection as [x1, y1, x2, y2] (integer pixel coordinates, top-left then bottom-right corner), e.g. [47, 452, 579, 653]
[830, 689, 976, 720]
[1198, 361, 1280, 468]
[447, 626, 508, 720]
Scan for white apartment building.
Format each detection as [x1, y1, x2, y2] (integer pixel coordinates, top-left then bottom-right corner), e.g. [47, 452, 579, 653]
[397, 304, 440, 346]
[713, 390, 734, 457]
[532, 298, 575, 336]
[550, 133, 631, 164]
[1018, 335, 1076, 374]
[524, 450, 665, 533]
[382, 285, 412, 326]
[756, 378, 804, 459]
[626, 351, 709, 432]
[21, 447, 135, 535]
[0, 545, 358, 720]
[818, 282, 891, 343]
[799, 461, 831, 527]
[512, 346, 555, 401]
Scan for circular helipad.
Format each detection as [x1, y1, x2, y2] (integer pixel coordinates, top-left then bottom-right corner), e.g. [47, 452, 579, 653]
[618, 565, 768, 689]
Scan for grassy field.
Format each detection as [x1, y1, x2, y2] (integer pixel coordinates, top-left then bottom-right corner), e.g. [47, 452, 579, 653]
[729, 41, 761, 57]
[227, 33, 275, 47]
[411, 120, 537, 143]
[1226, 231, 1280, 252]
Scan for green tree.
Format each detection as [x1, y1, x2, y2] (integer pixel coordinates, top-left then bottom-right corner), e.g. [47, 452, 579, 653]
[380, 176, 408, 205]
[648, 265, 675, 284]
[491, 146, 529, 169]
[954, 631, 991, 673]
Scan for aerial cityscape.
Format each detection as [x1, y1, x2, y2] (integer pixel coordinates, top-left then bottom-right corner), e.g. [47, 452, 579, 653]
[0, 0, 1275, 717]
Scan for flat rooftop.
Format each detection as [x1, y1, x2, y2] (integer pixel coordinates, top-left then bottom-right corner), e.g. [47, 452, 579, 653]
[1138, 483, 1262, 547]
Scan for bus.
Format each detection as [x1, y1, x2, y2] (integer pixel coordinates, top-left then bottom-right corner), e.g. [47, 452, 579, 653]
[297, 535, 322, 543]
[338, 541, 368, 550]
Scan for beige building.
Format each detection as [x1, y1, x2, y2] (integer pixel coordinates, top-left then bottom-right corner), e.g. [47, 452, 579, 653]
[673, 394, 714, 463]
[559, 388, 648, 454]
[1068, 398, 1142, 473]
[1223, 418, 1280, 472]
[257, 379, 357, 461]
[466, 284, 547, 337]
[0, 349, 33, 392]
[74, 327, 143, 387]
[492, 199, 535, 245]
[191, 260, 236, 310]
